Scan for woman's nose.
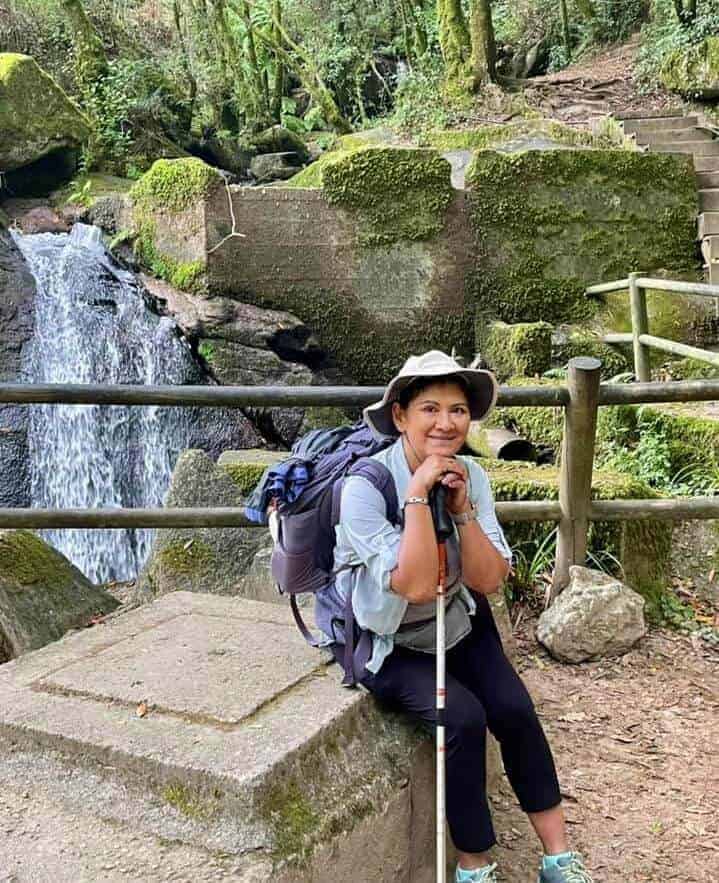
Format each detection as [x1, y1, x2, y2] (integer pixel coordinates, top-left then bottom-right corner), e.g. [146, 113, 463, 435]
[436, 411, 453, 430]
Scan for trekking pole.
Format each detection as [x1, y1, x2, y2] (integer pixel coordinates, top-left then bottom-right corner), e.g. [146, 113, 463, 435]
[429, 484, 454, 883]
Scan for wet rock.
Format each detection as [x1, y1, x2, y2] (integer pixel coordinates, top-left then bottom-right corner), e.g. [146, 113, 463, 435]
[537, 566, 647, 663]
[10, 205, 69, 235]
[251, 125, 310, 163]
[0, 228, 34, 507]
[0, 530, 120, 661]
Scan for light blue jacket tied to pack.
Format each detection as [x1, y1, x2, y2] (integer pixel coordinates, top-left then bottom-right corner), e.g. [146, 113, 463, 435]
[327, 437, 513, 675]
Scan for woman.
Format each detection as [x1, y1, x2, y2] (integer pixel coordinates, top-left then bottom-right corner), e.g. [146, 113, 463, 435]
[325, 351, 594, 883]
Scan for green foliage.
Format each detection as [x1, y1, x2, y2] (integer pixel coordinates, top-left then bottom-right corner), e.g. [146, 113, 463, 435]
[68, 178, 93, 207]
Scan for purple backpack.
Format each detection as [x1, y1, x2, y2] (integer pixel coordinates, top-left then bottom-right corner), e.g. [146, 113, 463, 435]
[268, 423, 399, 685]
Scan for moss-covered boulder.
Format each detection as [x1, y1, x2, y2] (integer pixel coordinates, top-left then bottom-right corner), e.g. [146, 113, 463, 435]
[135, 449, 274, 602]
[130, 157, 224, 293]
[0, 530, 120, 661]
[466, 150, 698, 336]
[0, 54, 90, 192]
[481, 321, 553, 379]
[661, 37, 719, 100]
[426, 119, 626, 152]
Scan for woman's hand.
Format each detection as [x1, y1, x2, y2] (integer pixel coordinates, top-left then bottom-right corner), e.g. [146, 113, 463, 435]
[407, 455, 470, 515]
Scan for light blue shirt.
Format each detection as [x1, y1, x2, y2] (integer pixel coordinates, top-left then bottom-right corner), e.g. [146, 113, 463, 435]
[332, 438, 512, 674]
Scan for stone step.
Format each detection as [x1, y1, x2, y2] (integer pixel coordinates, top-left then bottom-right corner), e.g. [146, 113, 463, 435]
[705, 262, 719, 285]
[636, 127, 712, 144]
[622, 115, 698, 134]
[695, 155, 719, 171]
[697, 171, 719, 189]
[652, 141, 719, 156]
[700, 189, 719, 212]
[698, 212, 719, 238]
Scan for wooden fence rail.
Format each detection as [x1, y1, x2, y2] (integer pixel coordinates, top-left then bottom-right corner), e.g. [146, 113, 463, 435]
[2, 368, 719, 591]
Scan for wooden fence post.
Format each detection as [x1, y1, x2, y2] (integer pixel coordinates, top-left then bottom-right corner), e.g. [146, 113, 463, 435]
[550, 356, 602, 601]
[629, 271, 651, 382]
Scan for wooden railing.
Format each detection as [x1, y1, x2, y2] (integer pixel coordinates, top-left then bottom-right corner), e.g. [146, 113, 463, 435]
[587, 273, 719, 381]
[3, 366, 719, 599]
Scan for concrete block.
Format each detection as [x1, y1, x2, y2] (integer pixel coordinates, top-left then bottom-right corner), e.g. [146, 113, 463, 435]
[701, 236, 719, 263]
[652, 140, 719, 155]
[698, 212, 719, 238]
[700, 189, 719, 212]
[0, 592, 507, 880]
[636, 128, 711, 143]
[697, 171, 719, 189]
[694, 155, 719, 171]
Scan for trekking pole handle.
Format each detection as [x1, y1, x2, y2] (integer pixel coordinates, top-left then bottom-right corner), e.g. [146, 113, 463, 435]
[429, 484, 454, 543]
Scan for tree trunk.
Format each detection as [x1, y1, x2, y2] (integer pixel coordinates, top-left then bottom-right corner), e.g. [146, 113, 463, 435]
[559, 0, 571, 61]
[436, 0, 471, 85]
[270, 0, 285, 121]
[408, 0, 429, 57]
[469, 0, 496, 90]
[59, 0, 108, 90]
[172, 0, 198, 124]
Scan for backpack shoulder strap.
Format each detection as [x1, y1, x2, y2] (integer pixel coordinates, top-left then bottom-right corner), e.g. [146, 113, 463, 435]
[331, 458, 399, 527]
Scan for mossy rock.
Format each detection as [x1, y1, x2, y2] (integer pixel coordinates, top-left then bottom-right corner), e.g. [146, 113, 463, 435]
[285, 145, 453, 248]
[661, 36, 719, 100]
[251, 125, 309, 163]
[0, 53, 91, 173]
[0, 530, 120, 660]
[465, 149, 699, 335]
[130, 157, 223, 292]
[426, 120, 624, 152]
[481, 321, 553, 380]
[552, 329, 630, 379]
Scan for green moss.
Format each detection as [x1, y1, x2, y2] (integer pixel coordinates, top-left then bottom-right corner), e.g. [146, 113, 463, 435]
[666, 357, 719, 380]
[481, 321, 553, 380]
[661, 36, 719, 98]
[282, 133, 376, 189]
[0, 53, 91, 171]
[480, 459, 672, 615]
[162, 782, 218, 820]
[300, 406, 351, 431]
[130, 158, 221, 214]
[426, 120, 612, 151]
[466, 150, 698, 333]
[220, 462, 267, 496]
[157, 539, 215, 575]
[52, 173, 133, 209]
[553, 330, 630, 379]
[492, 376, 565, 451]
[0, 530, 74, 587]
[259, 779, 321, 862]
[129, 158, 222, 293]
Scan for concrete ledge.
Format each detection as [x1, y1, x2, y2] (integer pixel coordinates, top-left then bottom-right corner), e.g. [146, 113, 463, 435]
[0, 591, 498, 880]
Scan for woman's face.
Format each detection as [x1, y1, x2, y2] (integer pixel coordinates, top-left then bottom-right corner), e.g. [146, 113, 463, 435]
[391, 380, 471, 463]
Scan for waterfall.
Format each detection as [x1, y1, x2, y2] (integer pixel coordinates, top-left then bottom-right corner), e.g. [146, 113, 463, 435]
[12, 223, 195, 583]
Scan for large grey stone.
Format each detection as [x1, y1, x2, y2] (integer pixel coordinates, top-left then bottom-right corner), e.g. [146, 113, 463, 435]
[0, 228, 34, 507]
[0, 591, 505, 880]
[536, 566, 647, 663]
[135, 449, 268, 602]
[0, 530, 120, 662]
[250, 152, 303, 183]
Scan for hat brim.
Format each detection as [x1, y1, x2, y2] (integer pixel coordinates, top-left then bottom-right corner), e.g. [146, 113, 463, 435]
[363, 367, 498, 439]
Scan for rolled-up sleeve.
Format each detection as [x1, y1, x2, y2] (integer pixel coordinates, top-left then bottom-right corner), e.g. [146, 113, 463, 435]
[334, 475, 408, 636]
[465, 458, 513, 562]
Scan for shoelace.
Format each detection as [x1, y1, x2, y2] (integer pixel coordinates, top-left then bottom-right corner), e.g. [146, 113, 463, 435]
[459, 862, 499, 882]
[561, 856, 594, 883]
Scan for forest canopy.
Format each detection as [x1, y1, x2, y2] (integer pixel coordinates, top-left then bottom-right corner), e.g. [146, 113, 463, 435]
[1, 0, 718, 176]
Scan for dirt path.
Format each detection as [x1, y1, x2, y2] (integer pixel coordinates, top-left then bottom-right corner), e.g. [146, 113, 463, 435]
[490, 621, 719, 882]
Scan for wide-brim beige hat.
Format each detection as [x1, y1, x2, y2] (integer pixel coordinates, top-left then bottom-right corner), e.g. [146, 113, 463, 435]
[364, 350, 498, 439]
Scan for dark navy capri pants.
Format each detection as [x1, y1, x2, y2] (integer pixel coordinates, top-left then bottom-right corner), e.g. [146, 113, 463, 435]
[337, 595, 561, 854]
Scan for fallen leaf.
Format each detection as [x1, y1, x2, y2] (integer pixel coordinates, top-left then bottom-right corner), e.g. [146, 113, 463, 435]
[137, 701, 148, 718]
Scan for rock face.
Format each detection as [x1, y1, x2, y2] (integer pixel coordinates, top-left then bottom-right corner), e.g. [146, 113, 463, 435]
[661, 37, 719, 99]
[0, 54, 90, 190]
[536, 566, 647, 664]
[0, 530, 120, 661]
[250, 152, 303, 183]
[135, 449, 268, 602]
[0, 227, 35, 507]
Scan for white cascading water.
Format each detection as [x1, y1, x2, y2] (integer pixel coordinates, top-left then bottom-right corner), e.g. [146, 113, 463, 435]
[12, 223, 194, 583]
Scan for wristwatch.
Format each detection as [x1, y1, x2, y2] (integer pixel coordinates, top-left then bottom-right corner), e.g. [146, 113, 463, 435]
[451, 503, 476, 526]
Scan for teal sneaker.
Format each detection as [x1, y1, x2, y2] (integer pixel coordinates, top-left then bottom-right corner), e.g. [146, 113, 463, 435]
[456, 862, 499, 882]
[537, 852, 593, 883]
